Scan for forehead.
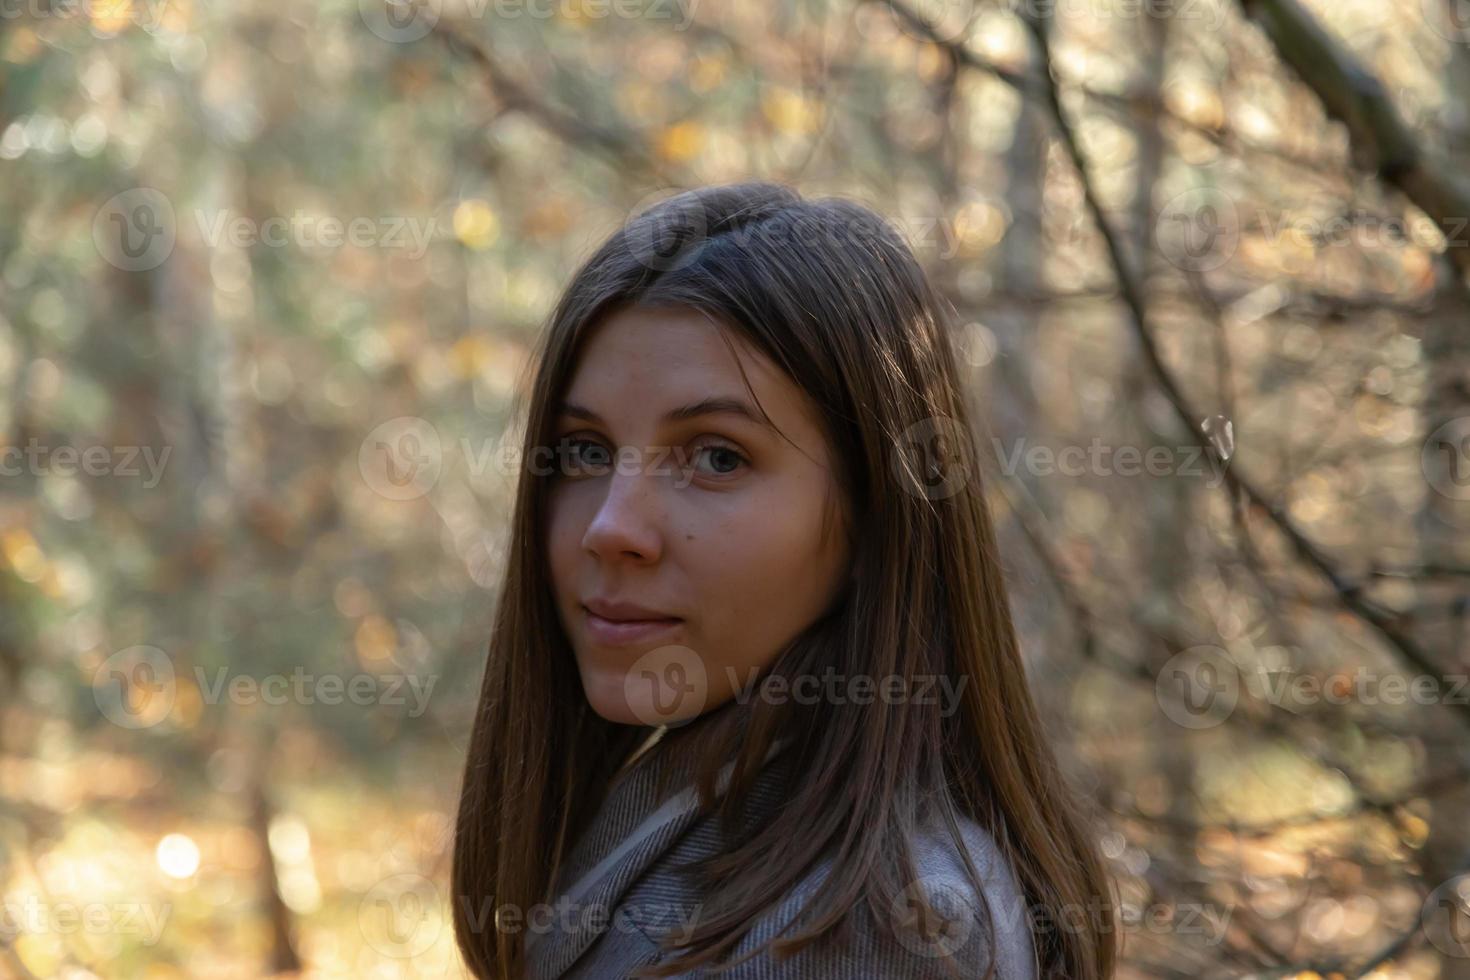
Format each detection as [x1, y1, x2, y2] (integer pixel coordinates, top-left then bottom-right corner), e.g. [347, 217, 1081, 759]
[560, 306, 793, 423]
[569, 305, 752, 383]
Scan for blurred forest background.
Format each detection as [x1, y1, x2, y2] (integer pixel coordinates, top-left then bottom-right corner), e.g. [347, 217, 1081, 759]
[2, 0, 1469, 976]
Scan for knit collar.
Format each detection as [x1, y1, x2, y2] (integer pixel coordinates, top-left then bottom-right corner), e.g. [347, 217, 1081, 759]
[523, 733, 792, 979]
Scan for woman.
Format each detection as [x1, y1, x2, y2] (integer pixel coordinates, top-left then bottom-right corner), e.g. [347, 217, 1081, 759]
[452, 182, 1115, 978]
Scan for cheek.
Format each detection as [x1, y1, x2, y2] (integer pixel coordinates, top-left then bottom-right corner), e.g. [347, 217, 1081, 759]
[686, 480, 839, 653]
[545, 485, 585, 599]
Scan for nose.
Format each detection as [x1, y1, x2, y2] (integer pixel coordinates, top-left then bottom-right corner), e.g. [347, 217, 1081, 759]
[581, 456, 666, 564]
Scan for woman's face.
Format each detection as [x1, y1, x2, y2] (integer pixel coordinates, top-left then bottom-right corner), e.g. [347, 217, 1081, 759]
[546, 304, 851, 727]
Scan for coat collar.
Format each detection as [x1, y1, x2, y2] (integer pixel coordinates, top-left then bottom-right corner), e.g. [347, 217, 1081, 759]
[524, 733, 792, 980]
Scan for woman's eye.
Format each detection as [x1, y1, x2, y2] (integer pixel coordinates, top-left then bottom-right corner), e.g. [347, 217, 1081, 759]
[690, 443, 749, 477]
[563, 438, 612, 476]
[557, 437, 747, 480]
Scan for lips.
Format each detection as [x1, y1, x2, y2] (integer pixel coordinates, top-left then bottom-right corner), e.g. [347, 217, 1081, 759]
[582, 607, 683, 647]
[583, 597, 680, 621]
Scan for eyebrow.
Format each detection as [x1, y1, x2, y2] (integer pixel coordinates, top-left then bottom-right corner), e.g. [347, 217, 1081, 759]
[557, 395, 774, 431]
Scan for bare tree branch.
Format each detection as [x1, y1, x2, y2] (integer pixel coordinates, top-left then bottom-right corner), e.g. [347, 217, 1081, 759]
[878, 0, 1470, 727]
[1237, 0, 1470, 276]
[430, 19, 662, 179]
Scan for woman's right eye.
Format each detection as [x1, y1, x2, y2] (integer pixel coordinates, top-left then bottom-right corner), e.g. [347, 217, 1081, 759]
[563, 438, 612, 476]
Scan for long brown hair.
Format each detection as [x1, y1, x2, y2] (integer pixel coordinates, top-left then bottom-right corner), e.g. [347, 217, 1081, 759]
[451, 181, 1115, 979]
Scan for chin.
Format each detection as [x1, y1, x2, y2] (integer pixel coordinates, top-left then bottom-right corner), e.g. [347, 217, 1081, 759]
[582, 694, 648, 726]
[577, 658, 712, 728]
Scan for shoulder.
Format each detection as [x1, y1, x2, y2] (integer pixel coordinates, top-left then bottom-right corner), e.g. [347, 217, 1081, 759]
[906, 815, 1038, 979]
[699, 815, 1039, 980]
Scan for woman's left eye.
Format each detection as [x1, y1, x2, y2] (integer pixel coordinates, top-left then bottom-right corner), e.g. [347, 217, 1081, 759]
[690, 442, 749, 477]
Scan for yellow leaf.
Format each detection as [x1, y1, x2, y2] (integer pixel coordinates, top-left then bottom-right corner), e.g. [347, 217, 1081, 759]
[356, 614, 397, 666]
[1, 527, 46, 582]
[3, 27, 43, 65]
[691, 54, 728, 93]
[1401, 813, 1429, 847]
[453, 199, 500, 251]
[91, 0, 134, 34]
[762, 89, 818, 135]
[15, 934, 60, 979]
[656, 121, 704, 163]
[450, 336, 490, 378]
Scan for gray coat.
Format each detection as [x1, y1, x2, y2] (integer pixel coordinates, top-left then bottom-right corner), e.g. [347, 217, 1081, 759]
[522, 737, 1040, 980]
